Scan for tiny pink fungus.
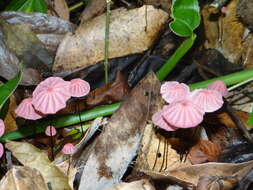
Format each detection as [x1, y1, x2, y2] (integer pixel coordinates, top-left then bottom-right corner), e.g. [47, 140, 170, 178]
[69, 79, 90, 97]
[152, 111, 177, 131]
[45, 126, 57, 136]
[160, 81, 190, 103]
[32, 77, 71, 114]
[0, 143, 4, 158]
[190, 89, 224, 112]
[208, 80, 228, 97]
[221, 6, 227, 14]
[15, 98, 43, 120]
[162, 101, 204, 128]
[62, 143, 77, 155]
[0, 119, 5, 137]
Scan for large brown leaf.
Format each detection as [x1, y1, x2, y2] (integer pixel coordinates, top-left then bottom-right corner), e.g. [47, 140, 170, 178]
[78, 73, 161, 190]
[53, 6, 168, 72]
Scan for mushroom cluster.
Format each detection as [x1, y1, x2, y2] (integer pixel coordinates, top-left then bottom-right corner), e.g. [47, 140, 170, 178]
[152, 80, 228, 131]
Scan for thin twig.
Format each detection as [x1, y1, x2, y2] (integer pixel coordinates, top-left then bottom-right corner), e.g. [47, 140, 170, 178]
[104, 0, 111, 84]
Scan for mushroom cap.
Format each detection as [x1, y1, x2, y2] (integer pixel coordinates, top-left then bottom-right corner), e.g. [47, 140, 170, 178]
[0, 143, 4, 158]
[62, 143, 77, 155]
[0, 120, 5, 137]
[160, 81, 190, 103]
[208, 80, 228, 97]
[162, 100, 204, 128]
[32, 77, 71, 114]
[70, 79, 90, 97]
[15, 98, 43, 120]
[190, 89, 224, 112]
[45, 126, 57, 136]
[152, 111, 178, 131]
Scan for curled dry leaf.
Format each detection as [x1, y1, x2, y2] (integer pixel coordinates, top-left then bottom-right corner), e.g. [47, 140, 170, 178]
[78, 73, 161, 190]
[105, 179, 155, 190]
[144, 160, 253, 186]
[80, 0, 106, 23]
[87, 71, 130, 106]
[0, 166, 47, 190]
[48, 0, 69, 20]
[5, 141, 71, 190]
[53, 5, 168, 72]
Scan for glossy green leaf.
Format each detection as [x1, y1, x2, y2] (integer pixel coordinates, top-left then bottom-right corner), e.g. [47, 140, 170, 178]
[169, 0, 200, 37]
[5, 0, 48, 13]
[0, 100, 10, 120]
[0, 71, 22, 110]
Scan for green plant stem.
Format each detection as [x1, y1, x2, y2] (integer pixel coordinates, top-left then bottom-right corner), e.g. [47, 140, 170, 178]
[156, 34, 196, 81]
[69, 1, 84, 11]
[104, 0, 111, 84]
[0, 103, 120, 142]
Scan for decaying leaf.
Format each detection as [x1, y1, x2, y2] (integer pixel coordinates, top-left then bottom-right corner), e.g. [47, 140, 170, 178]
[53, 5, 168, 72]
[0, 11, 75, 53]
[196, 176, 238, 190]
[145, 160, 253, 186]
[0, 166, 47, 190]
[78, 73, 161, 190]
[80, 0, 106, 23]
[48, 0, 69, 20]
[6, 141, 72, 190]
[105, 179, 155, 190]
[188, 140, 221, 164]
[4, 95, 18, 132]
[87, 72, 130, 106]
[136, 125, 191, 173]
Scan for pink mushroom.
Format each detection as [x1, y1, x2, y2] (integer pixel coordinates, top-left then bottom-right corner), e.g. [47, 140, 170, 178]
[69, 79, 90, 97]
[15, 98, 43, 120]
[162, 100, 204, 128]
[208, 80, 228, 97]
[152, 111, 178, 131]
[62, 143, 77, 155]
[190, 89, 224, 112]
[0, 143, 4, 158]
[45, 126, 57, 136]
[160, 81, 190, 103]
[32, 77, 71, 114]
[0, 120, 5, 137]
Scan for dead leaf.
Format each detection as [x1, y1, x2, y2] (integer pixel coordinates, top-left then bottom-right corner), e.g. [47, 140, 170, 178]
[78, 73, 161, 190]
[5, 141, 72, 190]
[145, 160, 253, 186]
[4, 95, 18, 132]
[105, 179, 155, 190]
[196, 176, 238, 190]
[53, 5, 168, 72]
[188, 140, 221, 164]
[0, 11, 75, 53]
[136, 125, 191, 173]
[87, 71, 130, 106]
[49, 0, 69, 20]
[0, 166, 47, 190]
[80, 0, 106, 23]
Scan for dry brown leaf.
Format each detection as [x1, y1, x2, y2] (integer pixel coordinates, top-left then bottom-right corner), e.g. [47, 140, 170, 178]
[80, 0, 106, 23]
[0, 166, 47, 190]
[78, 73, 161, 190]
[196, 176, 238, 190]
[49, 0, 69, 20]
[136, 125, 191, 173]
[188, 140, 221, 164]
[145, 160, 253, 186]
[53, 5, 168, 72]
[4, 95, 18, 132]
[105, 179, 155, 190]
[5, 141, 72, 190]
[87, 71, 130, 106]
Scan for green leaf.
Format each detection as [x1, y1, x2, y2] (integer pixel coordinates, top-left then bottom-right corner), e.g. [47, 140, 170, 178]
[0, 71, 22, 110]
[0, 100, 10, 120]
[247, 110, 253, 126]
[170, 0, 200, 37]
[5, 0, 48, 13]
